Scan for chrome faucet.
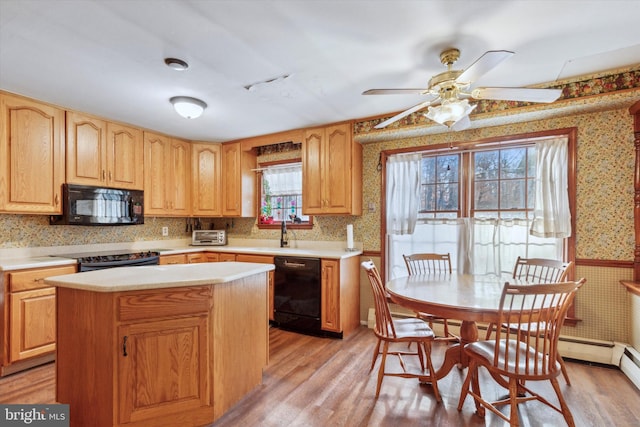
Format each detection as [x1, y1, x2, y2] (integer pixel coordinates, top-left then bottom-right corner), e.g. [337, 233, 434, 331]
[280, 219, 289, 247]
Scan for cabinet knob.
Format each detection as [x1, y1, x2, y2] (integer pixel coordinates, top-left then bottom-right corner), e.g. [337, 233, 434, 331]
[102, 170, 106, 180]
[122, 336, 128, 357]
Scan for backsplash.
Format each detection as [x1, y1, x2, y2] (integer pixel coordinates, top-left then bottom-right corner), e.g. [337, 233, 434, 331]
[0, 214, 359, 250]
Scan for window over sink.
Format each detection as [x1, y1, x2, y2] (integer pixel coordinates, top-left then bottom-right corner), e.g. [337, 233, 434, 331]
[257, 159, 312, 229]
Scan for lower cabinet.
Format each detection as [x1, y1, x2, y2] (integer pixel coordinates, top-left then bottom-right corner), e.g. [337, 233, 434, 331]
[56, 272, 269, 427]
[159, 254, 187, 265]
[236, 254, 275, 321]
[118, 315, 211, 425]
[321, 256, 361, 336]
[1, 264, 76, 376]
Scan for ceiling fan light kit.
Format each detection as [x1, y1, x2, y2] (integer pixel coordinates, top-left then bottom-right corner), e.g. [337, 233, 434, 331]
[425, 98, 476, 128]
[170, 96, 207, 119]
[364, 47, 562, 131]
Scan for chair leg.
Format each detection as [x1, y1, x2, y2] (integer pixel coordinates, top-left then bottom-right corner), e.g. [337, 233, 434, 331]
[370, 338, 381, 372]
[558, 352, 571, 385]
[422, 341, 441, 402]
[485, 323, 494, 340]
[375, 341, 389, 398]
[458, 359, 474, 411]
[508, 377, 520, 427]
[550, 377, 576, 427]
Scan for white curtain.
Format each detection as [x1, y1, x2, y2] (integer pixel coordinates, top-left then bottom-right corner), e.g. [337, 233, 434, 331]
[386, 153, 422, 235]
[263, 164, 302, 196]
[388, 218, 563, 280]
[530, 137, 571, 238]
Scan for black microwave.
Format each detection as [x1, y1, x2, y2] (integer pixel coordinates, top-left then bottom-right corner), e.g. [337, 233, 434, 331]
[50, 184, 144, 225]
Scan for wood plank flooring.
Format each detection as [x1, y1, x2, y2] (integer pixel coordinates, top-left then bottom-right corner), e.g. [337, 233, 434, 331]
[1, 325, 639, 426]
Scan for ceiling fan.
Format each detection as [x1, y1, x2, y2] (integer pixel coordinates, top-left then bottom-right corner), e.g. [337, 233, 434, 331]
[363, 48, 562, 131]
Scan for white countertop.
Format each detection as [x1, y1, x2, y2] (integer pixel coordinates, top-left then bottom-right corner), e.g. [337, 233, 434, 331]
[45, 262, 274, 292]
[0, 239, 362, 271]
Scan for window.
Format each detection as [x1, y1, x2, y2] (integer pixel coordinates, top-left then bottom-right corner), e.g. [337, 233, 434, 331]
[258, 159, 312, 229]
[472, 147, 536, 218]
[386, 132, 573, 280]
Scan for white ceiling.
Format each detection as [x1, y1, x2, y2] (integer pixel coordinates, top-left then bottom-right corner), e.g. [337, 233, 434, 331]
[1, 0, 639, 142]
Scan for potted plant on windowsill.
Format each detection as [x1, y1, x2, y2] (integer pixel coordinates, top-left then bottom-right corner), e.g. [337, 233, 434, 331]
[260, 199, 273, 224]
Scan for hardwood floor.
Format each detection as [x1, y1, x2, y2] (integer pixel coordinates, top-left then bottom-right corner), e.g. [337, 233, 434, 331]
[2, 326, 639, 426]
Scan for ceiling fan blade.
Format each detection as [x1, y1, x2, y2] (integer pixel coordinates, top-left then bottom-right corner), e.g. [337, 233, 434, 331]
[456, 50, 514, 84]
[363, 88, 430, 95]
[471, 87, 562, 103]
[374, 99, 438, 129]
[451, 115, 471, 131]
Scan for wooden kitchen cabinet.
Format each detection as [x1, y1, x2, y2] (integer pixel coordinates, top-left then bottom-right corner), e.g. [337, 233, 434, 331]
[236, 254, 275, 321]
[302, 122, 362, 215]
[66, 111, 143, 190]
[191, 142, 222, 217]
[186, 252, 208, 263]
[221, 141, 256, 217]
[144, 132, 191, 216]
[217, 253, 237, 262]
[159, 254, 187, 265]
[55, 269, 269, 426]
[117, 309, 211, 425]
[0, 264, 76, 376]
[0, 92, 65, 214]
[320, 257, 360, 336]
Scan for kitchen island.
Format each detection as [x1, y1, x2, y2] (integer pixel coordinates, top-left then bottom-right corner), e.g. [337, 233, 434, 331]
[45, 262, 273, 427]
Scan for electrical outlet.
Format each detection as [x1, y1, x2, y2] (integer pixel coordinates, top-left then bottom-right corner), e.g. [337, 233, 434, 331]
[162, 226, 169, 237]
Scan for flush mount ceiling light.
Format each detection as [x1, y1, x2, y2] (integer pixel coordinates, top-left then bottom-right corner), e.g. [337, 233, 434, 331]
[170, 96, 207, 119]
[164, 57, 189, 71]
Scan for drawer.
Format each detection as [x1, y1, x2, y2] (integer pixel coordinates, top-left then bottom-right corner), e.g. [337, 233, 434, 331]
[9, 265, 77, 292]
[118, 286, 212, 322]
[236, 254, 274, 264]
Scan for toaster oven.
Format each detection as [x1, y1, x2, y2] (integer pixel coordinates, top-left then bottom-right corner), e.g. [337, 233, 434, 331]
[192, 230, 227, 246]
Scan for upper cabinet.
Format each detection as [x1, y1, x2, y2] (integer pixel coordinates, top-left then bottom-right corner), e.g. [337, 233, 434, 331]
[0, 93, 65, 214]
[191, 142, 222, 217]
[302, 122, 362, 215]
[144, 132, 191, 216]
[221, 141, 256, 217]
[66, 111, 143, 190]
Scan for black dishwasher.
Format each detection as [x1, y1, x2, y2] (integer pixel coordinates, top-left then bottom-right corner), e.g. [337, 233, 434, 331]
[273, 256, 322, 336]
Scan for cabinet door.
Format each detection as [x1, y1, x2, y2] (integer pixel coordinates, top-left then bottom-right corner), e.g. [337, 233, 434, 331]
[9, 287, 56, 362]
[321, 259, 341, 332]
[186, 253, 207, 263]
[108, 122, 144, 190]
[169, 138, 191, 215]
[218, 253, 236, 262]
[324, 123, 352, 214]
[159, 254, 187, 265]
[118, 315, 211, 424]
[0, 94, 65, 213]
[191, 142, 222, 217]
[221, 142, 241, 216]
[205, 253, 219, 263]
[66, 111, 108, 186]
[302, 127, 325, 214]
[221, 141, 256, 217]
[144, 132, 170, 215]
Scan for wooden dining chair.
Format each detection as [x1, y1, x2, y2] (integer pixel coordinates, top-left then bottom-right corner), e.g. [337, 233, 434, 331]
[403, 253, 456, 341]
[361, 260, 441, 401]
[484, 257, 574, 385]
[457, 279, 585, 427]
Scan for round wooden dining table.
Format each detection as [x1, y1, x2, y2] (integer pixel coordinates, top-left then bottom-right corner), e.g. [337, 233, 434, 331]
[385, 273, 511, 380]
